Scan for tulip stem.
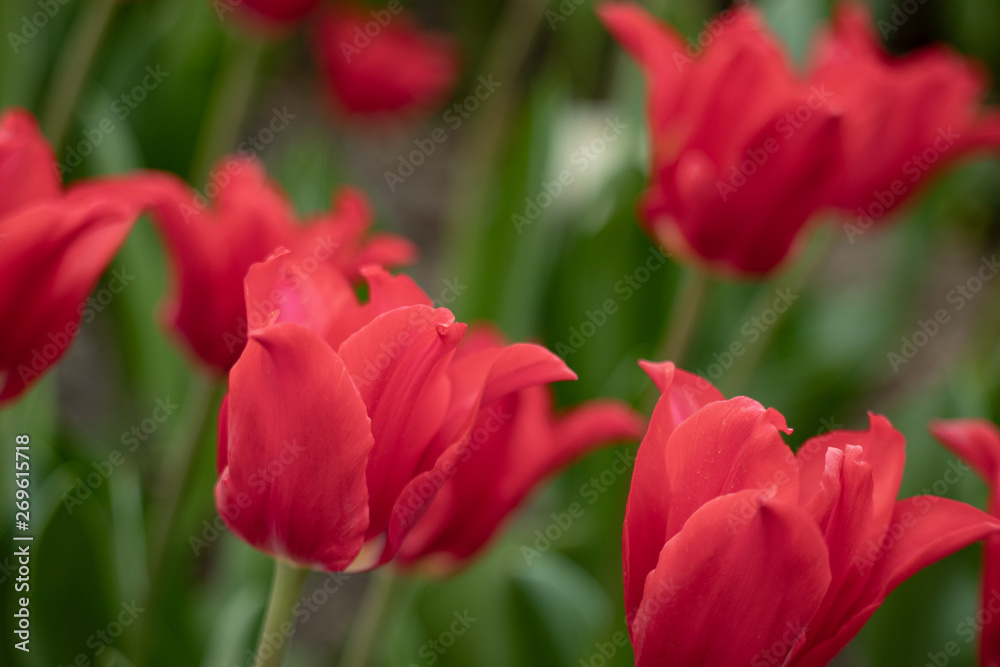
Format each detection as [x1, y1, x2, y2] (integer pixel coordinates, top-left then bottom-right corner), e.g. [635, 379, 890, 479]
[656, 268, 710, 365]
[255, 560, 311, 667]
[39, 0, 119, 150]
[338, 568, 400, 667]
[134, 373, 218, 666]
[189, 35, 264, 183]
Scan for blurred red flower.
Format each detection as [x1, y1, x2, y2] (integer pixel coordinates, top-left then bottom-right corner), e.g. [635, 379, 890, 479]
[395, 325, 644, 573]
[132, 157, 415, 373]
[0, 109, 150, 404]
[625, 361, 1000, 666]
[215, 249, 615, 571]
[811, 2, 1000, 236]
[931, 419, 1000, 667]
[598, 3, 843, 276]
[313, 5, 460, 116]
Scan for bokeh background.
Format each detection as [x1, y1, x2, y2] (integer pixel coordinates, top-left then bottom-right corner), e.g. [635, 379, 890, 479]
[2, 0, 1000, 665]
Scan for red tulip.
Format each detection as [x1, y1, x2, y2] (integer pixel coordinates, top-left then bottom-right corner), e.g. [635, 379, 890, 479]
[394, 325, 644, 572]
[313, 6, 460, 116]
[931, 419, 1000, 667]
[597, 3, 842, 276]
[216, 249, 594, 571]
[810, 2, 1000, 237]
[0, 109, 149, 403]
[137, 157, 415, 373]
[626, 361, 1000, 666]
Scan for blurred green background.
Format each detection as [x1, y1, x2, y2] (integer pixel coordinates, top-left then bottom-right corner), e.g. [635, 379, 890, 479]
[1, 0, 999, 665]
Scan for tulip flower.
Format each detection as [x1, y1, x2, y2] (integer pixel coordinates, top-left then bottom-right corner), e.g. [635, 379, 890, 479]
[931, 419, 1000, 667]
[810, 2, 1000, 239]
[393, 325, 644, 572]
[597, 3, 843, 276]
[136, 157, 416, 373]
[626, 361, 1000, 666]
[0, 109, 150, 404]
[313, 6, 460, 116]
[217, 249, 610, 572]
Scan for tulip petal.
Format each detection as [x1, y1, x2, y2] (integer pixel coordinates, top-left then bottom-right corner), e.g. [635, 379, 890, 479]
[662, 397, 797, 541]
[797, 413, 905, 533]
[624, 361, 724, 626]
[631, 490, 831, 666]
[791, 497, 1000, 667]
[0, 108, 60, 219]
[219, 322, 374, 571]
[337, 305, 466, 546]
[398, 390, 642, 568]
[0, 195, 137, 402]
[931, 419, 1000, 488]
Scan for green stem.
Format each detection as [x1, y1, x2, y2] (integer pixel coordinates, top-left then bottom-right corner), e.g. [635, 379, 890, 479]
[135, 372, 218, 666]
[40, 0, 119, 149]
[440, 0, 551, 306]
[189, 35, 264, 182]
[656, 268, 710, 365]
[254, 561, 311, 667]
[148, 373, 218, 578]
[337, 568, 400, 667]
[721, 226, 833, 395]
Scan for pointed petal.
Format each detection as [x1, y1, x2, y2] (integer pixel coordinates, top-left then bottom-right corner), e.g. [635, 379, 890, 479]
[631, 490, 830, 666]
[930, 419, 1000, 488]
[337, 305, 465, 546]
[662, 397, 797, 540]
[624, 361, 725, 625]
[219, 322, 374, 571]
[791, 497, 1000, 667]
[0, 196, 138, 402]
[0, 108, 60, 219]
[797, 413, 905, 532]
